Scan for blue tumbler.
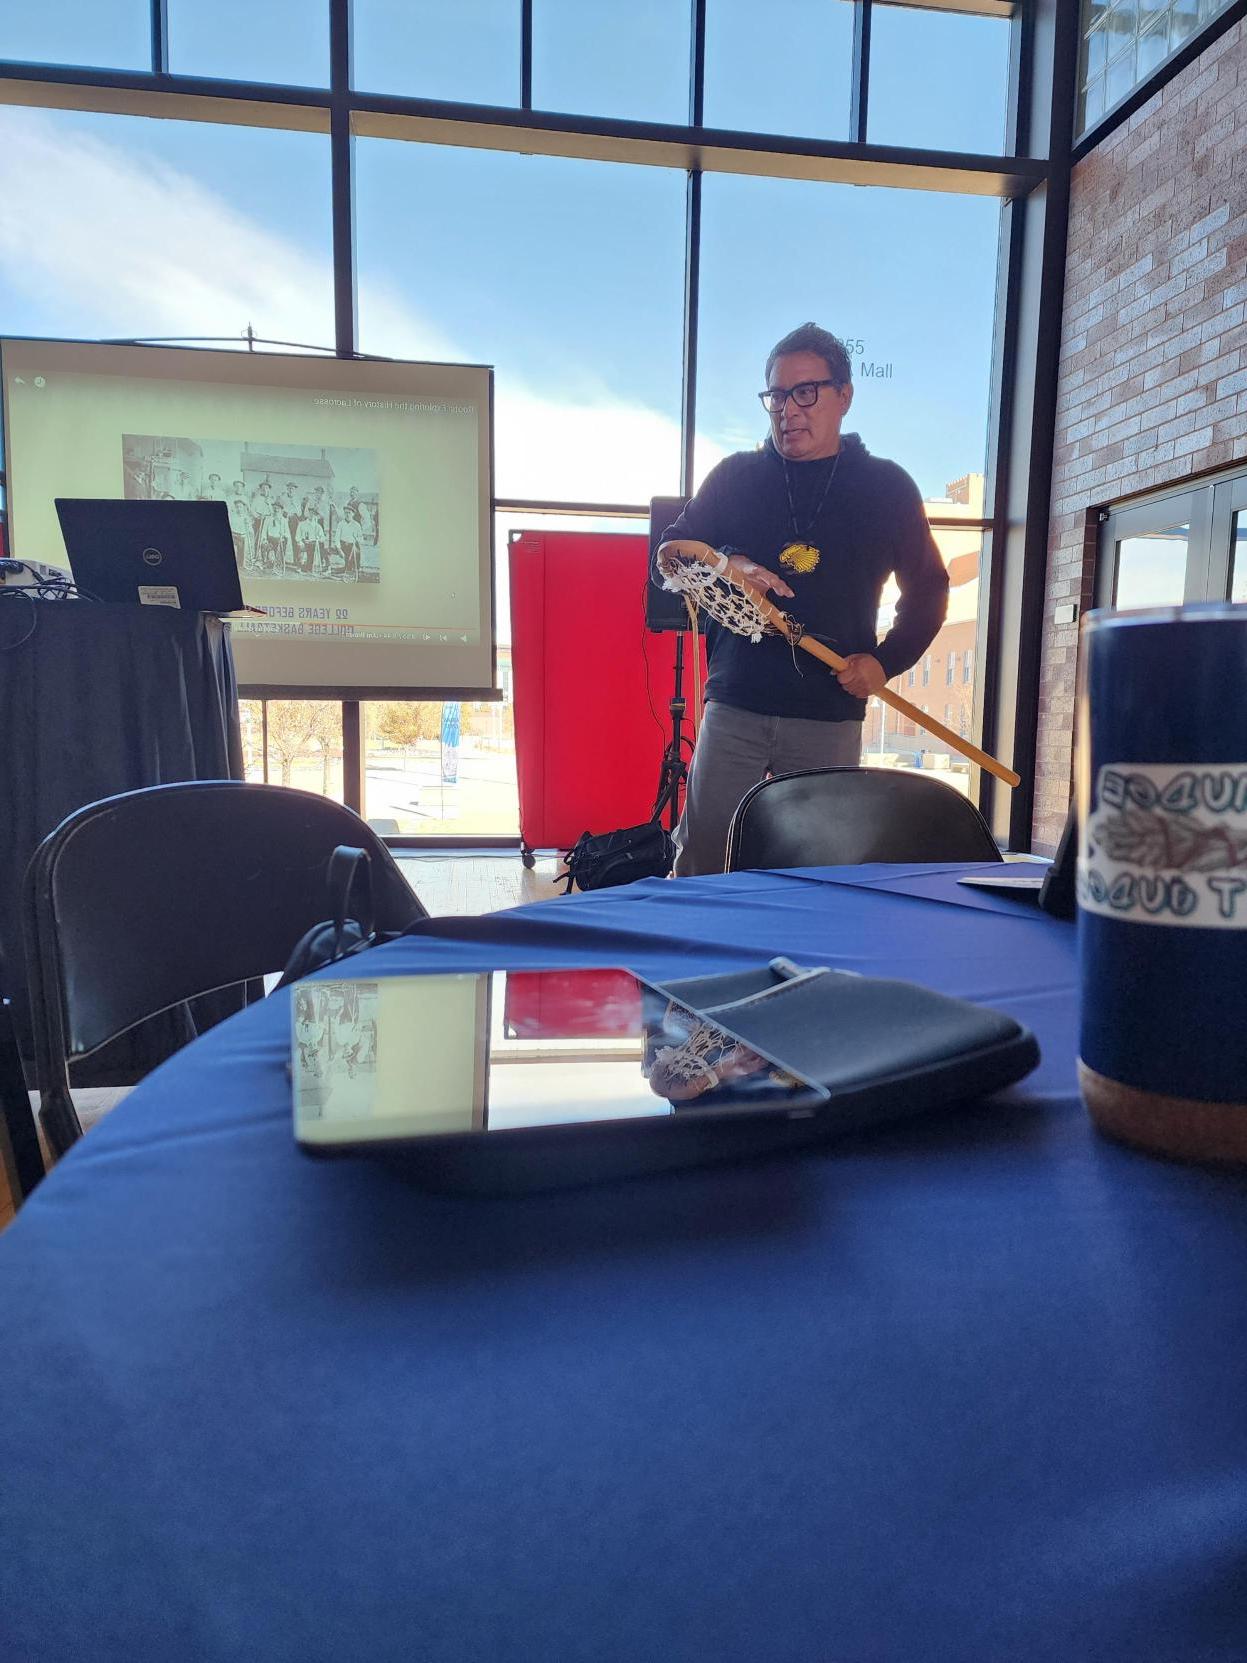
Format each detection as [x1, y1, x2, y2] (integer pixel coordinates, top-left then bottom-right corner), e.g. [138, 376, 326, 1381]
[1077, 604, 1247, 1162]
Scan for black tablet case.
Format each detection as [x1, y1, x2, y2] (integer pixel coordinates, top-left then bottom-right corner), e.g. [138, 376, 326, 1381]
[656, 964, 1039, 1131]
[340, 963, 1040, 1193]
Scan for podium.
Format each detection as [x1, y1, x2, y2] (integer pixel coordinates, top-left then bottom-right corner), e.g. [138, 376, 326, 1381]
[0, 600, 243, 1081]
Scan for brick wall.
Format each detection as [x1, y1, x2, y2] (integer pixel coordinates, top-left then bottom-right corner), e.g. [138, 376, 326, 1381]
[1035, 19, 1247, 851]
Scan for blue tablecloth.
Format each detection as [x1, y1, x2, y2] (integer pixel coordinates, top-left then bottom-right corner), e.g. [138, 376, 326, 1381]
[3, 865, 1246, 1663]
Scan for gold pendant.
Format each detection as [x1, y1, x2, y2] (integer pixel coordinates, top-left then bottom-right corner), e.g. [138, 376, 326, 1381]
[779, 541, 820, 574]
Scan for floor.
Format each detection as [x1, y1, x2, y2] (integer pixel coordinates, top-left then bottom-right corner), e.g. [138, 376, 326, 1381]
[396, 850, 565, 916]
[0, 853, 567, 1230]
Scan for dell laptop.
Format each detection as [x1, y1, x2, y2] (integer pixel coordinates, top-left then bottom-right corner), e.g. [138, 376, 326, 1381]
[54, 499, 247, 614]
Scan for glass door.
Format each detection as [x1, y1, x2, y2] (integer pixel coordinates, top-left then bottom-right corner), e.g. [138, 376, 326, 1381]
[1097, 490, 1211, 609]
[1233, 515, 1247, 603]
[1207, 474, 1247, 603]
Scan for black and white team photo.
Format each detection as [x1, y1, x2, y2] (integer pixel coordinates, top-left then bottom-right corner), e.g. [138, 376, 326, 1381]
[122, 434, 381, 584]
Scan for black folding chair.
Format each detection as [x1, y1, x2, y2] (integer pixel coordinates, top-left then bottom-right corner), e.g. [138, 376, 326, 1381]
[22, 781, 428, 1162]
[0, 995, 43, 1207]
[725, 766, 1002, 872]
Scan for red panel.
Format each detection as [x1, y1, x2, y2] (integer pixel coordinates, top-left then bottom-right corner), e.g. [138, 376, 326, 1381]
[509, 530, 704, 853]
[502, 969, 642, 1039]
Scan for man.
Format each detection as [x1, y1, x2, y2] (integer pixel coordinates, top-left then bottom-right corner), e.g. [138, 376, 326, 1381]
[227, 493, 253, 572]
[277, 479, 293, 549]
[297, 495, 326, 575]
[250, 479, 272, 558]
[658, 322, 949, 877]
[326, 491, 342, 576]
[337, 497, 362, 579]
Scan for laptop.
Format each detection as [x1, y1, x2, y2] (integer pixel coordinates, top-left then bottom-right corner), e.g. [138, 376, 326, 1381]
[54, 499, 248, 614]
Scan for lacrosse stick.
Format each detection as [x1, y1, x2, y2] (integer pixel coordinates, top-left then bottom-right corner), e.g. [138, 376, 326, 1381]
[657, 539, 1020, 789]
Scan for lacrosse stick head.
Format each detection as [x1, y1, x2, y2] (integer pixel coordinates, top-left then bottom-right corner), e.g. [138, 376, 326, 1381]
[656, 540, 791, 644]
[643, 1013, 767, 1103]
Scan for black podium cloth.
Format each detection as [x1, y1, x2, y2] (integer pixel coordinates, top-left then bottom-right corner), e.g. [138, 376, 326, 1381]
[0, 599, 244, 1082]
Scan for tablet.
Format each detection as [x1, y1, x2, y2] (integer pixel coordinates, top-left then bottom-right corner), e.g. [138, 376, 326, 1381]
[956, 872, 1046, 899]
[291, 967, 831, 1192]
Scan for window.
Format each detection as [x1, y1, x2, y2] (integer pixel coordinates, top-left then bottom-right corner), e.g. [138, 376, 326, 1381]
[533, 0, 690, 125]
[963, 647, 973, 684]
[361, 698, 486, 836]
[352, 0, 520, 104]
[703, 0, 854, 142]
[356, 142, 685, 502]
[240, 700, 346, 801]
[1099, 466, 1247, 609]
[872, 523, 980, 789]
[1102, 497, 1204, 610]
[1078, 0, 1235, 134]
[0, 10, 1016, 843]
[695, 176, 1000, 500]
[868, 6, 1009, 155]
[167, 0, 328, 87]
[0, 1, 149, 71]
[1232, 513, 1247, 603]
[0, 107, 333, 346]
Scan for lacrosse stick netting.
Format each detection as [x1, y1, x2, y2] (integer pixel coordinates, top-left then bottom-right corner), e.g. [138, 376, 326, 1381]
[656, 543, 804, 734]
[657, 544, 793, 645]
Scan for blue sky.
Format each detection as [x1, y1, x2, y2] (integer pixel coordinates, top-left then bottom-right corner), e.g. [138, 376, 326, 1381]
[0, 2, 1009, 502]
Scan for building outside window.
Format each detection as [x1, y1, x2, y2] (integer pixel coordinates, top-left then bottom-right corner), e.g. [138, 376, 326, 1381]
[858, 474, 984, 795]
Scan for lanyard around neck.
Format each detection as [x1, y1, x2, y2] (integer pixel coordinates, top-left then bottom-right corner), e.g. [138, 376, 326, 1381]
[781, 450, 841, 542]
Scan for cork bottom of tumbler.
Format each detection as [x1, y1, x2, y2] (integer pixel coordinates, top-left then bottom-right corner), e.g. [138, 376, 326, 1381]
[1079, 1061, 1247, 1165]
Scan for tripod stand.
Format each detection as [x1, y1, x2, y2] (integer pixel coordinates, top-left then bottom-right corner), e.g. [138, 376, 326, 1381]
[651, 629, 695, 832]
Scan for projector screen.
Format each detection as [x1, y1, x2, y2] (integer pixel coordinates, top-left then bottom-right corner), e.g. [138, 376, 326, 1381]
[0, 338, 495, 696]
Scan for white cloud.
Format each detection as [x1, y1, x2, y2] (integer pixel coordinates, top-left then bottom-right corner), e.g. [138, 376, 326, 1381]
[0, 106, 718, 502]
[0, 108, 347, 348]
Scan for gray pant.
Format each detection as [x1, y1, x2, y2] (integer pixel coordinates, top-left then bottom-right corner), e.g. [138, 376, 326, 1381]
[674, 700, 864, 877]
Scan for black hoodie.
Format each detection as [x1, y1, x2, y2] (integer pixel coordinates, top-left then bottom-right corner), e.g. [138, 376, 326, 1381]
[660, 434, 950, 723]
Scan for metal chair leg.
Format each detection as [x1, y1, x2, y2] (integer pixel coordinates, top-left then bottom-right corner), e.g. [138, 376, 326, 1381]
[0, 998, 45, 1205]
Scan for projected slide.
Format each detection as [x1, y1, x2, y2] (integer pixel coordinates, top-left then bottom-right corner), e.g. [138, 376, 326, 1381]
[1, 339, 495, 695]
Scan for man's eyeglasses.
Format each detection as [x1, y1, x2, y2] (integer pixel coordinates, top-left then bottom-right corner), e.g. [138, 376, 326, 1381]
[758, 379, 840, 414]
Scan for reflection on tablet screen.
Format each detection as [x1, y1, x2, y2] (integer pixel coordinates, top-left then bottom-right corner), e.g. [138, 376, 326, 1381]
[292, 969, 824, 1145]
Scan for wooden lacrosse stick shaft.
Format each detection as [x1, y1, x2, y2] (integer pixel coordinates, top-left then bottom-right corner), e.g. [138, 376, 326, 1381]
[662, 540, 1021, 789]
